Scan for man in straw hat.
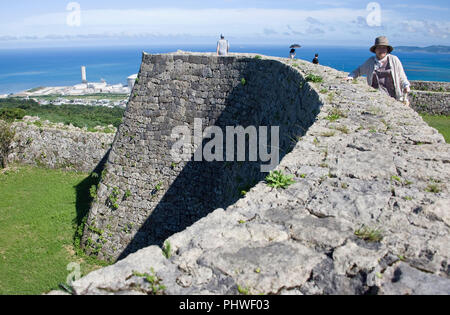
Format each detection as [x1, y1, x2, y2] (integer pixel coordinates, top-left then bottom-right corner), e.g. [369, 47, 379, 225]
[347, 36, 411, 105]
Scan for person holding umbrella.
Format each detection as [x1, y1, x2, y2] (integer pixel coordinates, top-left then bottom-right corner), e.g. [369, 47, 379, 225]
[290, 44, 301, 59]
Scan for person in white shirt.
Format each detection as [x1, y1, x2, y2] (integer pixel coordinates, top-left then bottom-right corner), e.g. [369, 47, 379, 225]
[347, 36, 411, 106]
[216, 35, 230, 56]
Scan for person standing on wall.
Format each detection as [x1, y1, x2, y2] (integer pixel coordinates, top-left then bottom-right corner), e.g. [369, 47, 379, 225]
[312, 53, 319, 64]
[217, 35, 230, 56]
[347, 36, 411, 106]
[290, 48, 296, 59]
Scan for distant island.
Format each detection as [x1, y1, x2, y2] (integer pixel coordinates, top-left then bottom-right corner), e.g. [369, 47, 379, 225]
[395, 45, 450, 54]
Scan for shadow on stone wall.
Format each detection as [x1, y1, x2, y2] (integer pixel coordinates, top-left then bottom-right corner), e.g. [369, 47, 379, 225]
[117, 59, 320, 260]
[74, 150, 110, 245]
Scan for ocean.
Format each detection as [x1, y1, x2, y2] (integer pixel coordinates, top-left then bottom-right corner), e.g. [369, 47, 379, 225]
[0, 44, 449, 94]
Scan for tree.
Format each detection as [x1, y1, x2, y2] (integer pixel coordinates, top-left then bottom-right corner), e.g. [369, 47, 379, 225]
[0, 120, 15, 169]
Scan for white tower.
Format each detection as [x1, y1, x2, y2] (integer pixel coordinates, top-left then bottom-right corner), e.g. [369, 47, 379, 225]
[81, 66, 87, 83]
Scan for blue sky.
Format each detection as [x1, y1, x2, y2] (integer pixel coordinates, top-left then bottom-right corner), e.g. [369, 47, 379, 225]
[0, 0, 449, 48]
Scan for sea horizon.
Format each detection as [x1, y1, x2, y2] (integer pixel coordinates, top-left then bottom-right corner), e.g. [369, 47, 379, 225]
[1, 44, 449, 95]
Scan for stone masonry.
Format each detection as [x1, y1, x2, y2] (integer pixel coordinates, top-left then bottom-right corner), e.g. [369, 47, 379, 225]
[409, 81, 450, 115]
[72, 52, 450, 295]
[82, 52, 321, 260]
[9, 117, 115, 173]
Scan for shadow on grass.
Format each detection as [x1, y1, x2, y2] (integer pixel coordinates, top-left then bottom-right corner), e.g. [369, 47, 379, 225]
[73, 149, 110, 250]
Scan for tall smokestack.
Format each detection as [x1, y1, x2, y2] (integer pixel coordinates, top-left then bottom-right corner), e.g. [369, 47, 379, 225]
[81, 66, 87, 83]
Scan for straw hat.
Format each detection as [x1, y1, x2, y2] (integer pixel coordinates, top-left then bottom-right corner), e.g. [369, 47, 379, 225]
[370, 36, 394, 53]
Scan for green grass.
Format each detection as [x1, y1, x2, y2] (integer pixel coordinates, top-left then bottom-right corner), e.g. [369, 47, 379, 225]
[420, 114, 450, 143]
[0, 166, 106, 294]
[0, 98, 124, 129]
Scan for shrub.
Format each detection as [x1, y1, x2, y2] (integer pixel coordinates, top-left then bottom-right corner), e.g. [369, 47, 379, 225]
[0, 108, 26, 121]
[0, 121, 15, 169]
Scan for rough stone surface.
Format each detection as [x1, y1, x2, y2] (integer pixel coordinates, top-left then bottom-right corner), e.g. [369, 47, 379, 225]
[409, 81, 450, 115]
[9, 116, 115, 172]
[82, 52, 319, 260]
[71, 52, 449, 295]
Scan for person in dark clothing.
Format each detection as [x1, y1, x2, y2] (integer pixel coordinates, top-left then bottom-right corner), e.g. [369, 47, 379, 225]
[312, 54, 319, 64]
[290, 48, 296, 59]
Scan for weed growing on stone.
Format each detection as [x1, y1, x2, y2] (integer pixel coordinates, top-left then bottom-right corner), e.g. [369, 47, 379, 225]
[254, 55, 262, 59]
[425, 183, 441, 193]
[354, 225, 383, 243]
[89, 185, 97, 199]
[133, 269, 166, 295]
[162, 241, 172, 259]
[108, 187, 120, 210]
[265, 170, 295, 189]
[320, 89, 328, 94]
[327, 92, 335, 103]
[336, 125, 349, 134]
[241, 78, 247, 86]
[305, 74, 323, 83]
[321, 131, 335, 137]
[391, 175, 402, 183]
[237, 285, 250, 295]
[325, 108, 346, 122]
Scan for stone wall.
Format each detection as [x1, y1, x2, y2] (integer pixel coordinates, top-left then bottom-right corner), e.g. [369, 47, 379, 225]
[9, 117, 115, 173]
[81, 52, 322, 261]
[409, 80, 450, 115]
[410, 80, 450, 92]
[70, 53, 450, 295]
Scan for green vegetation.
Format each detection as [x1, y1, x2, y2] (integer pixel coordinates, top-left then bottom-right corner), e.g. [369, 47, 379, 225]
[354, 225, 383, 243]
[325, 108, 346, 122]
[254, 55, 262, 59]
[425, 183, 441, 193]
[305, 74, 323, 83]
[237, 285, 251, 295]
[321, 131, 335, 137]
[132, 269, 166, 295]
[335, 125, 349, 134]
[420, 114, 450, 143]
[0, 166, 107, 294]
[0, 108, 26, 121]
[26, 93, 129, 102]
[265, 170, 295, 189]
[0, 98, 124, 129]
[162, 241, 172, 259]
[107, 187, 120, 210]
[0, 121, 15, 168]
[241, 78, 247, 86]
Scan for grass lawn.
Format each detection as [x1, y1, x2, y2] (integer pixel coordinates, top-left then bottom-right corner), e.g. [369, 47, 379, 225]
[420, 114, 450, 143]
[0, 166, 107, 295]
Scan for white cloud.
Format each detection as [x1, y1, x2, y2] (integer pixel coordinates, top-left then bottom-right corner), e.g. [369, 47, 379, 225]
[1, 7, 449, 45]
[5, 8, 367, 37]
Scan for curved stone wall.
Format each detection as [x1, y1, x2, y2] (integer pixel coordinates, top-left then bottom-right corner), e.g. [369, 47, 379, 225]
[82, 52, 322, 261]
[70, 54, 450, 295]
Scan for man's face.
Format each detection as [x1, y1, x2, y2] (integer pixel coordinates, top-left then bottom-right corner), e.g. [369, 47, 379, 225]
[375, 46, 388, 59]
